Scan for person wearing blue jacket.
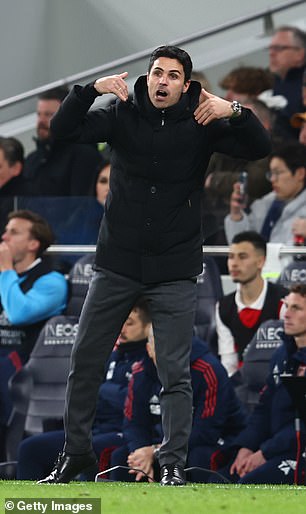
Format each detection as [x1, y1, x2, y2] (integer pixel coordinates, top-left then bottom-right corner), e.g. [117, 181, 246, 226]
[0, 210, 67, 459]
[18, 299, 150, 480]
[218, 284, 306, 485]
[110, 335, 247, 483]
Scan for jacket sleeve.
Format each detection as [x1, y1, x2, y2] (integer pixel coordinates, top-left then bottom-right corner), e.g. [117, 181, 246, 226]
[189, 359, 234, 449]
[233, 371, 277, 451]
[123, 365, 159, 453]
[50, 83, 114, 144]
[260, 423, 298, 459]
[215, 302, 238, 376]
[207, 108, 271, 161]
[98, 381, 128, 412]
[224, 193, 274, 243]
[68, 143, 102, 196]
[0, 270, 68, 325]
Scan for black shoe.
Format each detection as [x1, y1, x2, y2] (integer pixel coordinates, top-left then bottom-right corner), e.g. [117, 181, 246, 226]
[37, 451, 97, 484]
[160, 464, 186, 486]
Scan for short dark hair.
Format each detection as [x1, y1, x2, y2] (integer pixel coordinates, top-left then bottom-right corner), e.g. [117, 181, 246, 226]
[232, 230, 267, 256]
[133, 297, 151, 326]
[290, 284, 306, 297]
[0, 136, 24, 165]
[7, 210, 55, 257]
[269, 142, 306, 175]
[148, 45, 193, 82]
[38, 86, 69, 102]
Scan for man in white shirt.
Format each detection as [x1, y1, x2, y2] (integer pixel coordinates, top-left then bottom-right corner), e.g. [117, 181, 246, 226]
[216, 231, 287, 376]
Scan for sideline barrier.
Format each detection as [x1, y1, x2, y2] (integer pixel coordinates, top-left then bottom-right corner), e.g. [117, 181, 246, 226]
[46, 244, 306, 257]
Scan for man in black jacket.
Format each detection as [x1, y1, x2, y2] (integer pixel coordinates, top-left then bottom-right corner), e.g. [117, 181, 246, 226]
[22, 87, 101, 196]
[39, 45, 271, 486]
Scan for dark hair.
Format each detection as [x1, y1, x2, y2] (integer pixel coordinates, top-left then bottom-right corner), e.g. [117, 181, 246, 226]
[7, 210, 55, 257]
[219, 66, 273, 95]
[0, 136, 24, 165]
[232, 230, 267, 256]
[133, 297, 151, 326]
[38, 86, 69, 102]
[148, 45, 193, 82]
[290, 284, 306, 297]
[269, 142, 306, 175]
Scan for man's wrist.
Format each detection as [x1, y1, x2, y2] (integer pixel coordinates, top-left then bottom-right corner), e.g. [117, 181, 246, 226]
[230, 100, 242, 119]
[152, 444, 160, 460]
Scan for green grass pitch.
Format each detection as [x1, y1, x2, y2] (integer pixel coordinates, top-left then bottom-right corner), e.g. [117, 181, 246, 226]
[1, 481, 306, 514]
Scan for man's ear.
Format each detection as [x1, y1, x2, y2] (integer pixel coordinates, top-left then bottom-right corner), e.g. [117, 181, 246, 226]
[28, 239, 40, 254]
[295, 166, 306, 183]
[183, 80, 191, 93]
[10, 162, 23, 178]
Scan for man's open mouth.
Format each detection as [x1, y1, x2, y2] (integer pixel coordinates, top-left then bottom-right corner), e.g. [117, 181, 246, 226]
[156, 89, 168, 97]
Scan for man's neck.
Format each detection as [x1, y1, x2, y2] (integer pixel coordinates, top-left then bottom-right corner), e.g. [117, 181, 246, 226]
[15, 256, 40, 275]
[0, 177, 11, 188]
[239, 276, 264, 306]
[294, 335, 306, 349]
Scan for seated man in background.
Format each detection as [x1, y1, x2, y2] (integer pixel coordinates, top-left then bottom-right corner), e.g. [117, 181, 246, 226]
[225, 142, 306, 258]
[0, 136, 26, 234]
[22, 86, 101, 196]
[19, 300, 150, 481]
[214, 284, 306, 485]
[0, 136, 25, 197]
[110, 333, 247, 484]
[268, 26, 306, 141]
[216, 231, 287, 376]
[0, 209, 68, 459]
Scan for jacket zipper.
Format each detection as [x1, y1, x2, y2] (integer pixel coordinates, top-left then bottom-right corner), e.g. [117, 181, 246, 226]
[161, 110, 165, 126]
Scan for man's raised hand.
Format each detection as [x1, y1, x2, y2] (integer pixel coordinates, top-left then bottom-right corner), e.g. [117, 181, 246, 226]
[94, 72, 129, 101]
[194, 88, 233, 125]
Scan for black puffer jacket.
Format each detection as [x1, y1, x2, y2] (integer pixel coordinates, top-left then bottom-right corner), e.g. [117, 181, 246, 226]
[51, 76, 271, 283]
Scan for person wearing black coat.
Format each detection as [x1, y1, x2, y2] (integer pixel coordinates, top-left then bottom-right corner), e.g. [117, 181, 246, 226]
[38, 45, 271, 486]
[22, 87, 101, 197]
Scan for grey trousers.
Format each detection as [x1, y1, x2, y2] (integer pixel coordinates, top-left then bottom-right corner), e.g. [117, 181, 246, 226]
[64, 268, 197, 468]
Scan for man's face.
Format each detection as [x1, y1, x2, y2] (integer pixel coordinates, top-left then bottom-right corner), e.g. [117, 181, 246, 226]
[269, 30, 305, 78]
[147, 57, 190, 109]
[227, 241, 265, 284]
[0, 149, 20, 188]
[36, 99, 61, 140]
[268, 157, 305, 200]
[119, 308, 149, 343]
[1, 218, 39, 265]
[284, 292, 306, 342]
[96, 164, 111, 206]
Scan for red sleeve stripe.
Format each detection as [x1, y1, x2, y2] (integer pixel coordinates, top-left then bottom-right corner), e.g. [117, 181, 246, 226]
[8, 351, 23, 372]
[192, 359, 218, 418]
[124, 361, 144, 421]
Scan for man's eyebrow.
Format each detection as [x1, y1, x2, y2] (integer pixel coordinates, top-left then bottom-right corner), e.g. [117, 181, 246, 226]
[153, 66, 182, 75]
